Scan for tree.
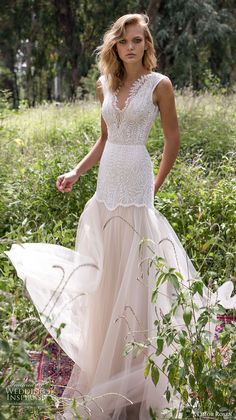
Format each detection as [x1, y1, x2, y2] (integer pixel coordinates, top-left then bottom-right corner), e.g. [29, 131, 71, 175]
[150, 0, 236, 89]
[0, 0, 235, 106]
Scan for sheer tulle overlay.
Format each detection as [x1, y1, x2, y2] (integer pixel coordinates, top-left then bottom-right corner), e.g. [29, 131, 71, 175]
[5, 194, 219, 419]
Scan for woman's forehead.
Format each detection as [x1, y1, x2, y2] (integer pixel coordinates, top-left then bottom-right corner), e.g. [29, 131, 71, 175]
[121, 23, 144, 38]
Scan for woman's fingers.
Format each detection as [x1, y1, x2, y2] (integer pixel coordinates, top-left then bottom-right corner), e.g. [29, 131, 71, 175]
[61, 177, 68, 187]
[56, 178, 72, 193]
[56, 175, 64, 189]
[56, 171, 78, 193]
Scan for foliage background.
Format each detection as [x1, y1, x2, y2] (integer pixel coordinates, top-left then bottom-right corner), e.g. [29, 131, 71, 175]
[0, 0, 236, 107]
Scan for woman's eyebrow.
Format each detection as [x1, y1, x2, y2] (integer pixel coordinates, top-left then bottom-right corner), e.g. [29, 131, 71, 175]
[120, 36, 143, 40]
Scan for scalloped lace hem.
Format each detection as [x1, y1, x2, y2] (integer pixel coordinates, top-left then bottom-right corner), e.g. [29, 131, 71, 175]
[94, 195, 155, 211]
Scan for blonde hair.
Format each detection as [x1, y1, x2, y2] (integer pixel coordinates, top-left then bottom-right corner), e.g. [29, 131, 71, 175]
[95, 13, 157, 92]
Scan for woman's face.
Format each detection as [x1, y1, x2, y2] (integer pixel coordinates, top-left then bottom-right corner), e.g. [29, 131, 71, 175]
[115, 23, 146, 65]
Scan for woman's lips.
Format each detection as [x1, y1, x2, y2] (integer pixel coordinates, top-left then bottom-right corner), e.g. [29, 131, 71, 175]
[126, 53, 136, 57]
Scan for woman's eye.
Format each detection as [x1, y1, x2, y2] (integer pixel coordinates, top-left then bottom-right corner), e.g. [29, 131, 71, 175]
[134, 39, 142, 43]
[118, 39, 126, 44]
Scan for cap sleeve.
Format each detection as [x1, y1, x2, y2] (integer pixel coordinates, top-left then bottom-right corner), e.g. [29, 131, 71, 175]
[152, 72, 169, 90]
[98, 75, 106, 93]
[151, 72, 170, 107]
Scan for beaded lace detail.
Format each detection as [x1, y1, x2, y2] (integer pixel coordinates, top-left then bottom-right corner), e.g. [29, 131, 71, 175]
[111, 73, 153, 128]
[96, 71, 168, 210]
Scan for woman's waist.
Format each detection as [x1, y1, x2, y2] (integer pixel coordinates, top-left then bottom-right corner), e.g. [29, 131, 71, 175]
[103, 140, 150, 157]
[99, 147, 153, 180]
[106, 138, 147, 147]
[100, 144, 152, 169]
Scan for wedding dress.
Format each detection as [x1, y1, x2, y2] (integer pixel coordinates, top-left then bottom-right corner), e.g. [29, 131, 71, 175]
[5, 71, 236, 419]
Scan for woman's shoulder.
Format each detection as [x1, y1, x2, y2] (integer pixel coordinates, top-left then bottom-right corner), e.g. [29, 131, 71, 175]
[98, 74, 105, 81]
[97, 74, 110, 94]
[151, 71, 170, 83]
[97, 74, 109, 86]
[97, 74, 104, 86]
[151, 71, 173, 94]
[96, 75, 107, 98]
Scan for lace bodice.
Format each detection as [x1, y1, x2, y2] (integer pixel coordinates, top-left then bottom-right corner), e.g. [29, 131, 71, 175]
[95, 71, 169, 210]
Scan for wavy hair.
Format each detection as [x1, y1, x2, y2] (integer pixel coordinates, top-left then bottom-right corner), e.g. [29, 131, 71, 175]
[95, 13, 157, 92]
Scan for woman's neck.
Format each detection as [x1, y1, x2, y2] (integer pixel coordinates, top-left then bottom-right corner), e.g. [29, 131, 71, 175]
[122, 64, 149, 82]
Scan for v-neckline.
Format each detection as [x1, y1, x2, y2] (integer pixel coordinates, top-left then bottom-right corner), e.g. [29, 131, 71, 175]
[112, 72, 153, 113]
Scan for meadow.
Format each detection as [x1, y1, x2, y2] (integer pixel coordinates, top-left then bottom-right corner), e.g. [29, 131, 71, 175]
[0, 91, 235, 418]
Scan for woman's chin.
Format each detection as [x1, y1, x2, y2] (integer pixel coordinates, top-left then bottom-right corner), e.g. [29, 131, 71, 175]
[122, 56, 142, 65]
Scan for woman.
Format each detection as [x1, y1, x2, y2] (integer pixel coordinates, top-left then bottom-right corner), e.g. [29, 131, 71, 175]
[5, 13, 235, 420]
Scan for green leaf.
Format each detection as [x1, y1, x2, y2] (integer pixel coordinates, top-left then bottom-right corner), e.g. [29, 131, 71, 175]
[181, 388, 189, 404]
[192, 354, 203, 378]
[56, 322, 66, 338]
[179, 331, 186, 346]
[151, 288, 158, 303]
[189, 374, 195, 390]
[183, 307, 192, 326]
[163, 312, 171, 324]
[144, 360, 151, 379]
[197, 312, 209, 329]
[149, 406, 158, 419]
[168, 365, 177, 387]
[156, 272, 165, 287]
[216, 304, 227, 314]
[166, 332, 174, 346]
[165, 387, 171, 403]
[172, 408, 177, 417]
[192, 280, 204, 297]
[175, 271, 184, 280]
[0, 339, 10, 352]
[22, 217, 28, 226]
[151, 364, 160, 386]
[220, 332, 231, 347]
[179, 367, 186, 379]
[156, 338, 164, 356]
[169, 274, 180, 290]
[122, 342, 134, 357]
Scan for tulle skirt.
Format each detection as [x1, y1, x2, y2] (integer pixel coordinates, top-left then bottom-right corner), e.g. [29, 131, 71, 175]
[5, 193, 218, 419]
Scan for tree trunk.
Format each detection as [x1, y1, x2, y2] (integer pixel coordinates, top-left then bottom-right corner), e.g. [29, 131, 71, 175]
[54, 62, 62, 101]
[54, 0, 82, 100]
[5, 49, 19, 109]
[25, 39, 33, 107]
[147, 0, 163, 25]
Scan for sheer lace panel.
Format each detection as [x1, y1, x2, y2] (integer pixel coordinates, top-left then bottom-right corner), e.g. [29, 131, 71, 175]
[96, 72, 169, 210]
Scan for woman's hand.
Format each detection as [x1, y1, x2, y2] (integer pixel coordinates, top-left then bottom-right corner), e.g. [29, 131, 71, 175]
[154, 181, 160, 197]
[56, 169, 80, 193]
[154, 187, 158, 197]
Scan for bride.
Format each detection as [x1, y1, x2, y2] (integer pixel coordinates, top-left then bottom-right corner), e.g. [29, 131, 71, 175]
[5, 12, 236, 420]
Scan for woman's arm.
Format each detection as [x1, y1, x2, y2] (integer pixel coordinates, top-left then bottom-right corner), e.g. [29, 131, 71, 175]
[74, 80, 108, 177]
[153, 77, 180, 195]
[56, 80, 108, 193]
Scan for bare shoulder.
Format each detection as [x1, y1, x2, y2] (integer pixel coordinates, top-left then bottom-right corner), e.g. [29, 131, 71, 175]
[152, 74, 179, 133]
[96, 78, 102, 88]
[96, 78, 104, 104]
[153, 75, 175, 107]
